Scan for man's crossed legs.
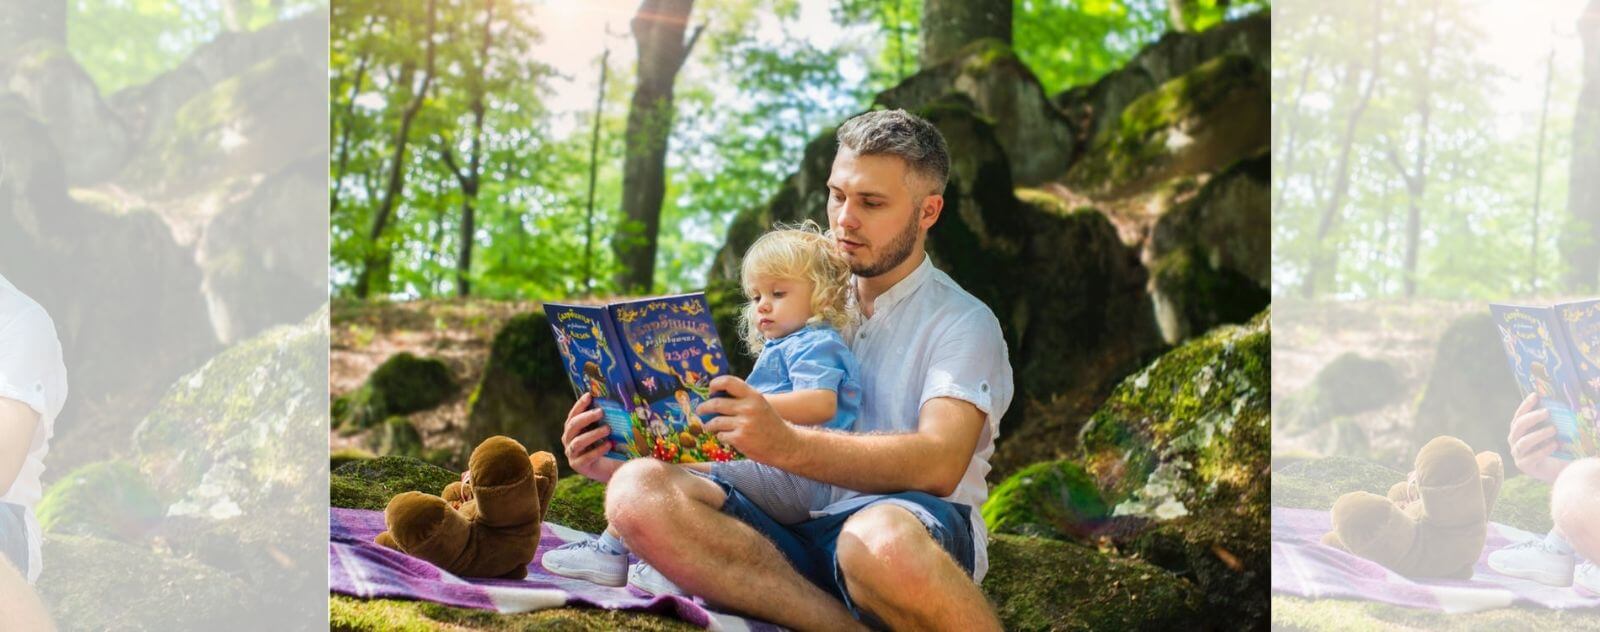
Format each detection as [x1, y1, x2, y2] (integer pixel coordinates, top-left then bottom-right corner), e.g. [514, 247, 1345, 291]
[603, 458, 1000, 631]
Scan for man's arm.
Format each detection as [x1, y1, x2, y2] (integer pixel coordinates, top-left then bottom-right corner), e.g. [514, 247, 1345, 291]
[701, 377, 984, 497]
[0, 398, 38, 497]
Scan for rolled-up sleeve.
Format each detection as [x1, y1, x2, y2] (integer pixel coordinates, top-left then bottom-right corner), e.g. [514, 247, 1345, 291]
[918, 309, 1012, 419]
[786, 333, 851, 393]
[0, 305, 66, 421]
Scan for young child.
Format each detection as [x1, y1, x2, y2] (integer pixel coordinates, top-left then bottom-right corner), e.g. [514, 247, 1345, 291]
[540, 222, 863, 594]
[1488, 394, 1599, 593]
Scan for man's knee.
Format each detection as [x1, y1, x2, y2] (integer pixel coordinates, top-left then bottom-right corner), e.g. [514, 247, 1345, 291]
[605, 458, 675, 530]
[837, 505, 943, 592]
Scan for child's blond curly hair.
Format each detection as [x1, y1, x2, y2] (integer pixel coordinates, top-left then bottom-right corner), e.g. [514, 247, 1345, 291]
[738, 221, 855, 355]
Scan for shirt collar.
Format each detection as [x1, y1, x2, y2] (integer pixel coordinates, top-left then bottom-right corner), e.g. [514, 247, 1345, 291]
[762, 321, 828, 348]
[859, 254, 934, 318]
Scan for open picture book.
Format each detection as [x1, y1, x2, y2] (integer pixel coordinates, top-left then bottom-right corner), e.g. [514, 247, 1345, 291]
[1490, 298, 1600, 460]
[543, 292, 742, 463]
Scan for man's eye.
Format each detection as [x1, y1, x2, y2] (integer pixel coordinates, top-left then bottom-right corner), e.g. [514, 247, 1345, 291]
[831, 192, 845, 202]
[865, 201, 882, 208]
[773, 292, 786, 298]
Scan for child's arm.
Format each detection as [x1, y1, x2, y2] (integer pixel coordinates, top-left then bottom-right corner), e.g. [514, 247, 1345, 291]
[764, 389, 837, 426]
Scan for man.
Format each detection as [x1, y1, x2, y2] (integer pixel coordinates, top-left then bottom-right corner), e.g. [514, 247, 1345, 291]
[562, 110, 1012, 630]
[1488, 393, 1599, 593]
[0, 272, 67, 586]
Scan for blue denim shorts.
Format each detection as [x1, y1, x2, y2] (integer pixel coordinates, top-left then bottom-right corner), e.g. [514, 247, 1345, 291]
[705, 472, 974, 627]
[0, 502, 26, 574]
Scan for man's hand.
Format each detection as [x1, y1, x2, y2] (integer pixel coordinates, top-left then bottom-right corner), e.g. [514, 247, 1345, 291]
[698, 376, 798, 465]
[1508, 392, 1570, 484]
[562, 393, 622, 484]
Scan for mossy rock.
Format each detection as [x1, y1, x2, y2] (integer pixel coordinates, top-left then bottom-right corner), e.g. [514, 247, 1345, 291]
[38, 534, 257, 629]
[546, 476, 609, 535]
[1271, 456, 1404, 510]
[462, 313, 572, 469]
[875, 38, 1077, 185]
[35, 460, 164, 543]
[1272, 594, 1600, 631]
[375, 416, 424, 459]
[980, 533, 1205, 630]
[1490, 475, 1554, 534]
[1413, 311, 1525, 475]
[1064, 54, 1268, 200]
[132, 305, 328, 525]
[331, 456, 460, 511]
[1075, 308, 1270, 625]
[332, 447, 377, 471]
[982, 459, 1108, 540]
[1278, 352, 1405, 432]
[336, 351, 455, 431]
[1146, 153, 1271, 343]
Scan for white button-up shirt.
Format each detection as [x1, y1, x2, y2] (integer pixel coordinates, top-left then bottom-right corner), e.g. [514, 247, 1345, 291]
[816, 254, 1014, 582]
[0, 273, 66, 583]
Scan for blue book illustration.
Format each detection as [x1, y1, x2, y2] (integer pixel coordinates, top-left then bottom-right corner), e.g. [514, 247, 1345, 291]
[1555, 299, 1600, 458]
[1491, 302, 1596, 460]
[545, 293, 740, 463]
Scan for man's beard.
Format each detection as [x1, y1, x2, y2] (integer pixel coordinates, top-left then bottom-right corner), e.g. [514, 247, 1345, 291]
[850, 207, 921, 278]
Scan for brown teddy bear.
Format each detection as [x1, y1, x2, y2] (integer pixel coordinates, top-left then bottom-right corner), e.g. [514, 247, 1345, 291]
[375, 435, 558, 579]
[1321, 435, 1504, 579]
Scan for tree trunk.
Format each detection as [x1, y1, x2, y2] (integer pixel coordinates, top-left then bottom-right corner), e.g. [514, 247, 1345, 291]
[1563, 0, 1600, 291]
[614, 0, 701, 293]
[1166, 0, 1190, 33]
[331, 24, 373, 218]
[1401, 0, 1442, 299]
[451, 0, 495, 298]
[920, 0, 1011, 67]
[1301, 0, 1383, 299]
[1532, 48, 1556, 292]
[585, 48, 609, 296]
[354, 0, 439, 299]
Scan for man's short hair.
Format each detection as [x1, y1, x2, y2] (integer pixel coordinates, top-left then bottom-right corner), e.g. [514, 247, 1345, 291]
[835, 109, 950, 197]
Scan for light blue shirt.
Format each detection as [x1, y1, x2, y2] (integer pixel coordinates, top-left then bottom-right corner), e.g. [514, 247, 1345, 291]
[745, 323, 862, 432]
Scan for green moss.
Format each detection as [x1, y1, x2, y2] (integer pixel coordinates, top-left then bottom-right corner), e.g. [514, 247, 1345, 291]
[546, 476, 610, 534]
[36, 460, 164, 542]
[1271, 457, 1404, 510]
[462, 313, 572, 464]
[1066, 54, 1265, 196]
[375, 416, 424, 458]
[337, 352, 454, 431]
[1151, 246, 1271, 343]
[1490, 475, 1554, 534]
[1278, 353, 1404, 432]
[955, 37, 1017, 75]
[1272, 594, 1600, 631]
[983, 460, 1108, 540]
[330, 595, 701, 631]
[331, 456, 460, 511]
[331, 447, 377, 471]
[980, 534, 1204, 630]
[40, 534, 251, 629]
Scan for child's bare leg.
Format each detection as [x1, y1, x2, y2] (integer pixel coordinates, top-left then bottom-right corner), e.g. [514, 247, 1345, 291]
[1552, 458, 1600, 563]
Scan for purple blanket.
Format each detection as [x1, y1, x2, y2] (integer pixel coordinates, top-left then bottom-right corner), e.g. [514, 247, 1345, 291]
[1272, 507, 1600, 613]
[330, 507, 780, 630]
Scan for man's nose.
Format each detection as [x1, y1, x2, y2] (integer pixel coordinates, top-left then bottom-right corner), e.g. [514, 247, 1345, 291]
[834, 200, 861, 230]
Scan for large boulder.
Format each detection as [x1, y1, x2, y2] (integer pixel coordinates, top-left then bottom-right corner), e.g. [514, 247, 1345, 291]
[131, 304, 328, 536]
[876, 39, 1077, 185]
[1412, 312, 1524, 474]
[1146, 152, 1271, 343]
[1055, 11, 1270, 145]
[38, 534, 255, 629]
[461, 312, 573, 468]
[3, 40, 131, 184]
[1276, 351, 1405, 432]
[1073, 308, 1271, 625]
[1063, 54, 1269, 201]
[334, 351, 455, 431]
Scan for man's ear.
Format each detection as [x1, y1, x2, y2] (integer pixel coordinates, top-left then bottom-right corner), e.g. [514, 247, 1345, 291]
[919, 194, 944, 229]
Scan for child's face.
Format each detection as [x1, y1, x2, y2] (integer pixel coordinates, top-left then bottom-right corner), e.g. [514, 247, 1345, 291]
[747, 275, 814, 340]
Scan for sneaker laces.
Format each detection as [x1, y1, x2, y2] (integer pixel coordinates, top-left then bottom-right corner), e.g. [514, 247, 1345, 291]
[1504, 539, 1568, 556]
[559, 538, 614, 554]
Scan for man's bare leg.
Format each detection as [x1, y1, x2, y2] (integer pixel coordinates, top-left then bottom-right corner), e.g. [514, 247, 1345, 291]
[836, 504, 1000, 631]
[0, 557, 52, 631]
[605, 459, 866, 631]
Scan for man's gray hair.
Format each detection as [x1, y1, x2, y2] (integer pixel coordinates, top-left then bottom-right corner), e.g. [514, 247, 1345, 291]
[835, 109, 950, 196]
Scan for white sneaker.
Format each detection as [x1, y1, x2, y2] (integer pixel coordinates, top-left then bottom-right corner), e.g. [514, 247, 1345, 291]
[628, 562, 685, 596]
[540, 538, 627, 587]
[1577, 561, 1600, 595]
[1487, 539, 1576, 587]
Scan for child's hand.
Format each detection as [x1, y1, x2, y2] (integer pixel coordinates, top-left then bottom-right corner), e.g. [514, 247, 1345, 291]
[460, 470, 473, 501]
[697, 375, 797, 465]
[1508, 393, 1570, 484]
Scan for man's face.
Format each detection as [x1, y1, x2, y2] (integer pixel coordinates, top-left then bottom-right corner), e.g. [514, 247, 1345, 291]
[826, 150, 935, 278]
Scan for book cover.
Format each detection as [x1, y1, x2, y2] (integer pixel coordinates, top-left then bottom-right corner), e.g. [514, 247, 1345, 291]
[1555, 299, 1600, 458]
[1491, 303, 1589, 460]
[608, 293, 740, 463]
[545, 303, 641, 461]
[544, 293, 741, 463]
